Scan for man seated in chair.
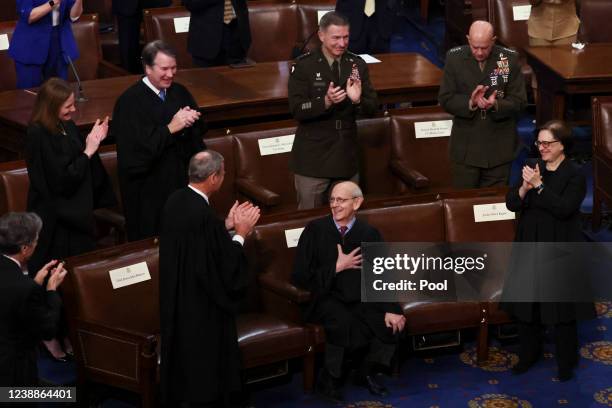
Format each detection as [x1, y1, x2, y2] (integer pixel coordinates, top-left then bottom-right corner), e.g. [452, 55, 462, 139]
[292, 181, 405, 402]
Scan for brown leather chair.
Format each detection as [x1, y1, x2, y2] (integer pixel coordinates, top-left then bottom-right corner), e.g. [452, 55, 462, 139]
[247, 1, 298, 62]
[96, 146, 126, 245]
[83, 0, 113, 25]
[205, 135, 238, 217]
[295, 0, 336, 55]
[0, 159, 28, 214]
[233, 126, 298, 212]
[143, 6, 193, 69]
[592, 96, 612, 230]
[487, 0, 533, 95]
[0, 1, 16, 23]
[389, 106, 454, 193]
[579, 0, 612, 43]
[0, 21, 17, 92]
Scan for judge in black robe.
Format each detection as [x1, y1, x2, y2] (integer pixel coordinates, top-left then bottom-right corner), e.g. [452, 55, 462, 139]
[159, 150, 260, 407]
[112, 41, 207, 242]
[0, 212, 65, 386]
[292, 181, 405, 400]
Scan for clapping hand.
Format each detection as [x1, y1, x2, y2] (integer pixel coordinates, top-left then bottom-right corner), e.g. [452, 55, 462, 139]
[225, 200, 255, 230]
[34, 260, 67, 291]
[522, 163, 542, 188]
[233, 203, 260, 238]
[346, 77, 362, 104]
[168, 106, 201, 134]
[335, 244, 361, 273]
[384, 312, 406, 334]
[325, 82, 347, 108]
[84, 116, 109, 158]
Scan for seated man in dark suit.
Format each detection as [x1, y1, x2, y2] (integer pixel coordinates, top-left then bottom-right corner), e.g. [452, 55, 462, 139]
[0, 212, 67, 386]
[292, 181, 406, 402]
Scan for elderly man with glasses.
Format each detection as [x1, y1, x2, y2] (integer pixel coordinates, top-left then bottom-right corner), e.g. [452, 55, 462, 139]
[292, 181, 405, 402]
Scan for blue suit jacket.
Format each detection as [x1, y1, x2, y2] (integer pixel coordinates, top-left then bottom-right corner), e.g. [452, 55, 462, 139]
[9, 0, 79, 65]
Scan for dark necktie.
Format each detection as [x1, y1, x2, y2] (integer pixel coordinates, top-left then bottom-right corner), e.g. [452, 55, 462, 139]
[331, 60, 340, 87]
[339, 226, 348, 237]
[158, 89, 166, 101]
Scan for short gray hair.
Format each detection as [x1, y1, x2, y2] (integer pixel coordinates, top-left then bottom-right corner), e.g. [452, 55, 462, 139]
[319, 11, 350, 31]
[188, 150, 224, 183]
[141, 40, 177, 68]
[0, 212, 42, 255]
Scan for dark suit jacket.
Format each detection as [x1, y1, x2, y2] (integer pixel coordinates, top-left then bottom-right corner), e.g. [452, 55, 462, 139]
[0, 256, 62, 386]
[9, 0, 79, 65]
[183, 0, 251, 59]
[112, 0, 171, 17]
[335, 0, 396, 40]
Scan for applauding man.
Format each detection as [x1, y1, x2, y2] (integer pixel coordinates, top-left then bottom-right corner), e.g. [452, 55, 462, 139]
[288, 12, 378, 210]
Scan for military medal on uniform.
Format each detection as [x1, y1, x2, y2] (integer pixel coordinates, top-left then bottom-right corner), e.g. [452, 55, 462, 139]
[350, 63, 360, 81]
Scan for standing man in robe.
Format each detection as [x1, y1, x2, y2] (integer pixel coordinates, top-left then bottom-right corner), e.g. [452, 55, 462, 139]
[112, 40, 206, 241]
[288, 12, 378, 210]
[438, 20, 527, 189]
[159, 150, 260, 407]
[335, 0, 397, 54]
[292, 181, 405, 402]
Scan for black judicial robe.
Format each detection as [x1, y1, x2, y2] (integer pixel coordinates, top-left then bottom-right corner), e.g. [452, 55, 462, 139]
[0, 256, 62, 386]
[292, 216, 402, 374]
[112, 80, 207, 242]
[159, 187, 248, 405]
[25, 121, 116, 273]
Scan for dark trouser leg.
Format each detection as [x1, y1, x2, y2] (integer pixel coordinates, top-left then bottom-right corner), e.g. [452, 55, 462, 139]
[517, 320, 542, 365]
[554, 320, 578, 372]
[117, 13, 143, 73]
[225, 19, 247, 64]
[42, 27, 67, 82]
[451, 161, 481, 189]
[479, 162, 512, 187]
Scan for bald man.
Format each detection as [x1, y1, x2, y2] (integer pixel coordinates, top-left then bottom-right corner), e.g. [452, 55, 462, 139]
[439, 21, 527, 189]
[292, 181, 405, 402]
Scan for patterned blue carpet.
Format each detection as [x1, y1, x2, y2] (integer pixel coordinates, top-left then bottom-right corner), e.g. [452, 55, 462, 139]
[38, 3, 612, 407]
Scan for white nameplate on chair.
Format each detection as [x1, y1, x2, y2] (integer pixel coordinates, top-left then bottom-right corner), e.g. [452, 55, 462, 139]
[173, 17, 190, 33]
[473, 203, 515, 223]
[285, 227, 305, 248]
[512, 5, 531, 21]
[414, 120, 453, 138]
[109, 262, 151, 289]
[0, 34, 9, 51]
[359, 54, 381, 64]
[258, 134, 295, 156]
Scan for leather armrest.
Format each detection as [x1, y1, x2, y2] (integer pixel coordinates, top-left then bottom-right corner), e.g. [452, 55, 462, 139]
[236, 178, 281, 206]
[75, 318, 158, 357]
[94, 208, 125, 229]
[98, 60, 130, 78]
[594, 148, 612, 163]
[390, 159, 430, 189]
[258, 273, 311, 304]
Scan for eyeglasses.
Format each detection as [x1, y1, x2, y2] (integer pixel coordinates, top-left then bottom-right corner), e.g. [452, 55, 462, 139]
[329, 197, 356, 204]
[534, 140, 560, 148]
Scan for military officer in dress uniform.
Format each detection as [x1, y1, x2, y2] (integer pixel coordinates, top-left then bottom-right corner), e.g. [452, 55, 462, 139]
[288, 11, 379, 210]
[439, 20, 527, 189]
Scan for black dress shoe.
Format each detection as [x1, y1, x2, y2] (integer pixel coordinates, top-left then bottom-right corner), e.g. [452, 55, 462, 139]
[557, 367, 574, 382]
[511, 360, 536, 375]
[316, 369, 343, 403]
[355, 374, 389, 398]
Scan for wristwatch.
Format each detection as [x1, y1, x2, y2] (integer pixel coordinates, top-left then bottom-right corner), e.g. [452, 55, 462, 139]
[49, 0, 55, 7]
[536, 183, 545, 195]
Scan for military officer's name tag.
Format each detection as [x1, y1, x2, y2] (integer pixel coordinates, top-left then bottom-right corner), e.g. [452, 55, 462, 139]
[258, 134, 295, 156]
[414, 120, 452, 138]
[359, 54, 381, 64]
[285, 227, 305, 248]
[173, 17, 190, 33]
[473, 203, 515, 223]
[109, 262, 151, 289]
[512, 5, 531, 21]
[0, 34, 9, 51]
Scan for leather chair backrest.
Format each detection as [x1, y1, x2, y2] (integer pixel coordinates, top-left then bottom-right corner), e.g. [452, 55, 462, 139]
[357, 116, 405, 195]
[70, 14, 103, 82]
[580, 0, 612, 43]
[487, 0, 530, 53]
[0, 1, 16, 23]
[0, 21, 17, 92]
[360, 200, 445, 242]
[592, 96, 612, 157]
[83, 0, 113, 25]
[205, 135, 237, 217]
[64, 240, 160, 334]
[443, 191, 516, 242]
[0, 160, 28, 214]
[295, 0, 336, 54]
[98, 146, 121, 211]
[390, 106, 453, 190]
[247, 1, 298, 62]
[143, 6, 193, 69]
[234, 126, 298, 207]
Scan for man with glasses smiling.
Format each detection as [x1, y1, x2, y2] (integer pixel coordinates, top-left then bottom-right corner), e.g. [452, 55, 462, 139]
[293, 181, 405, 402]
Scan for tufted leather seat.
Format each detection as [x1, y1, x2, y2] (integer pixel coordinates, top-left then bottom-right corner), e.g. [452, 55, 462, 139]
[0, 160, 29, 213]
[592, 96, 612, 230]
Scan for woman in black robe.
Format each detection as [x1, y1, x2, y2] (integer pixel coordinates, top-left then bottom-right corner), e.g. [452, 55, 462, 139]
[24, 78, 116, 360]
[503, 120, 594, 381]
